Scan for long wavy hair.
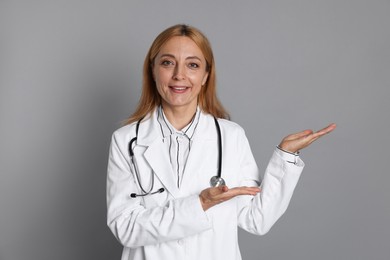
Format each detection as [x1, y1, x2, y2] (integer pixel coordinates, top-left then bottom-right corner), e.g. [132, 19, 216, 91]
[125, 24, 229, 125]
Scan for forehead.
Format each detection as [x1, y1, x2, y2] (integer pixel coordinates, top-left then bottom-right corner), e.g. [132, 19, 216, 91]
[157, 36, 205, 59]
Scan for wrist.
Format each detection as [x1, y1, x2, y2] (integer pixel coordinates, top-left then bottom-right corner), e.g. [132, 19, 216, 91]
[277, 145, 300, 155]
[276, 146, 300, 165]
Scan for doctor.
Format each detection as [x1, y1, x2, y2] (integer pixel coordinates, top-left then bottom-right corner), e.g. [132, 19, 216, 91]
[107, 24, 336, 260]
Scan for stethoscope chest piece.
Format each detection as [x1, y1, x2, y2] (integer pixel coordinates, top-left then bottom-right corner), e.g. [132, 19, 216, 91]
[210, 176, 225, 187]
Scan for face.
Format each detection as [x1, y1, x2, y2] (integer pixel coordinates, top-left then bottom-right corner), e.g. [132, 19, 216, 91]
[152, 36, 209, 112]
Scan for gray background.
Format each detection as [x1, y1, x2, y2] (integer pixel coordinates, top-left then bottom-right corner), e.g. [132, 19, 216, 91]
[1, 0, 389, 259]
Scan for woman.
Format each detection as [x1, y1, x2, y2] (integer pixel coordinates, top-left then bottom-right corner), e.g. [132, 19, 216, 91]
[107, 24, 336, 260]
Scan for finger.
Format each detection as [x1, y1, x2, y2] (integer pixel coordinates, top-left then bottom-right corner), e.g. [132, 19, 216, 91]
[208, 186, 228, 196]
[301, 124, 336, 146]
[311, 123, 337, 138]
[318, 123, 336, 134]
[289, 124, 336, 141]
[208, 186, 260, 204]
[229, 186, 261, 192]
[227, 186, 261, 196]
[220, 185, 229, 192]
[284, 129, 313, 141]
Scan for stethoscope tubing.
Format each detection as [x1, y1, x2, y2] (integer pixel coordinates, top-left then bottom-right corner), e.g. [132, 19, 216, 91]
[213, 117, 222, 179]
[129, 115, 224, 198]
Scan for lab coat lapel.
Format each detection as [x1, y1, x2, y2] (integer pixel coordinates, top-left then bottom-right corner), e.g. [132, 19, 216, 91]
[137, 111, 181, 198]
[180, 113, 216, 192]
[143, 138, 181, 198]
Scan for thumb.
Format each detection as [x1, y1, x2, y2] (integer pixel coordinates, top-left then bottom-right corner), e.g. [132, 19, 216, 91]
[220, 185, 229, 192]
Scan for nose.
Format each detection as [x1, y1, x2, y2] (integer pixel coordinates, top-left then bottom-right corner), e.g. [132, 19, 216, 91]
[173, 64, 185, 80]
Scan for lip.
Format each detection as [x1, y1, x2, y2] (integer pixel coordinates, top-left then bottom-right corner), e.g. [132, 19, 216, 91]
[169, 85, 190, 93]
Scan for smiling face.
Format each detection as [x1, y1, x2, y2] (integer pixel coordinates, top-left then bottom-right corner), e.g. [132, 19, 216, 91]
[152, 36, 209, 113]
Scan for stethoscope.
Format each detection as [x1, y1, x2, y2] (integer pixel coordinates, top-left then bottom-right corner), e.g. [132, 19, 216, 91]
[129, 116, 225, 198]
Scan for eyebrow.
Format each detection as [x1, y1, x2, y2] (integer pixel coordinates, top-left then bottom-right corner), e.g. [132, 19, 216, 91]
[159, 54, 203, 62]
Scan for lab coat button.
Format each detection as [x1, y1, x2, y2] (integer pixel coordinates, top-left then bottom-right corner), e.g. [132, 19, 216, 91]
[177, 239, 184, 245]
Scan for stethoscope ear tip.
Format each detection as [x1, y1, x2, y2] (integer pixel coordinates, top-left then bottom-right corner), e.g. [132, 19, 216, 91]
[129, 187, 165, 199]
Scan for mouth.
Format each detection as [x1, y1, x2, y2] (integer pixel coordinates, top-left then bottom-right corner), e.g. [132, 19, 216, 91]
[169, 86, 190, 93]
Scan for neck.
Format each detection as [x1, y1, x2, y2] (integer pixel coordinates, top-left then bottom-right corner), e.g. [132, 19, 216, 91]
[161, 104, 197, 130]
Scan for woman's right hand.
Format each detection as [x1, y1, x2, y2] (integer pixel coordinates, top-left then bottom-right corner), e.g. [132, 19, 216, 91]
[199, 186, 261, 211]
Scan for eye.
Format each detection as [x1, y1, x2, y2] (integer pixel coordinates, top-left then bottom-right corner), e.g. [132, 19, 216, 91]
[188, 62, 200, 69]
[161, 60, 174, 66]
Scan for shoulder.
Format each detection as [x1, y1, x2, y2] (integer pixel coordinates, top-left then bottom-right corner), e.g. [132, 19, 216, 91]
[199, 110, 245, 134]
[110, 123, 137, 149]
[216, 117, 246, 136]
[200, 112, 247, 142]
[111, 113, 154, 143]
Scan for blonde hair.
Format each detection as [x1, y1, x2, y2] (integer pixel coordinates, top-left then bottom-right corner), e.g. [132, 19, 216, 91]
[125, 24, 229, 125]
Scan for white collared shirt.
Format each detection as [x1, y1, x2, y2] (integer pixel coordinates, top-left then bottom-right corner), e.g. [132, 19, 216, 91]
[157, 106, 201, 188]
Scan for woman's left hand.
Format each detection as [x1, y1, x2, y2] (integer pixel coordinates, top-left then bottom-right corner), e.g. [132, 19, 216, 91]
[278, 123, 336, 154]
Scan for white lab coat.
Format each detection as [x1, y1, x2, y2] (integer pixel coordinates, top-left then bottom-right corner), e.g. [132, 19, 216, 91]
[107, 110, 304, 260]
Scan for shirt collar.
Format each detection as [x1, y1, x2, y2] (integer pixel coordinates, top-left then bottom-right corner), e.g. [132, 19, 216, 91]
[157, 106, 201, 139]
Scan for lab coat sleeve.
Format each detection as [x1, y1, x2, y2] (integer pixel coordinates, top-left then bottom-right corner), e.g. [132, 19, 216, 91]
[106, 133, 212, 248]
[236, 129, 304, 235]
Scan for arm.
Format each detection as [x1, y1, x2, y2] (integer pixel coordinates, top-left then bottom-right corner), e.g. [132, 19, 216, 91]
[197, 127, 301, 229]
[236, 140, 304, 235]
[237, 124, 336, 235]
[106, 133, 212, 248]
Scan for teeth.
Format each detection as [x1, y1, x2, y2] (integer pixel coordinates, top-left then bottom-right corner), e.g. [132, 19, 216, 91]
[173, 87, 186, 90]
